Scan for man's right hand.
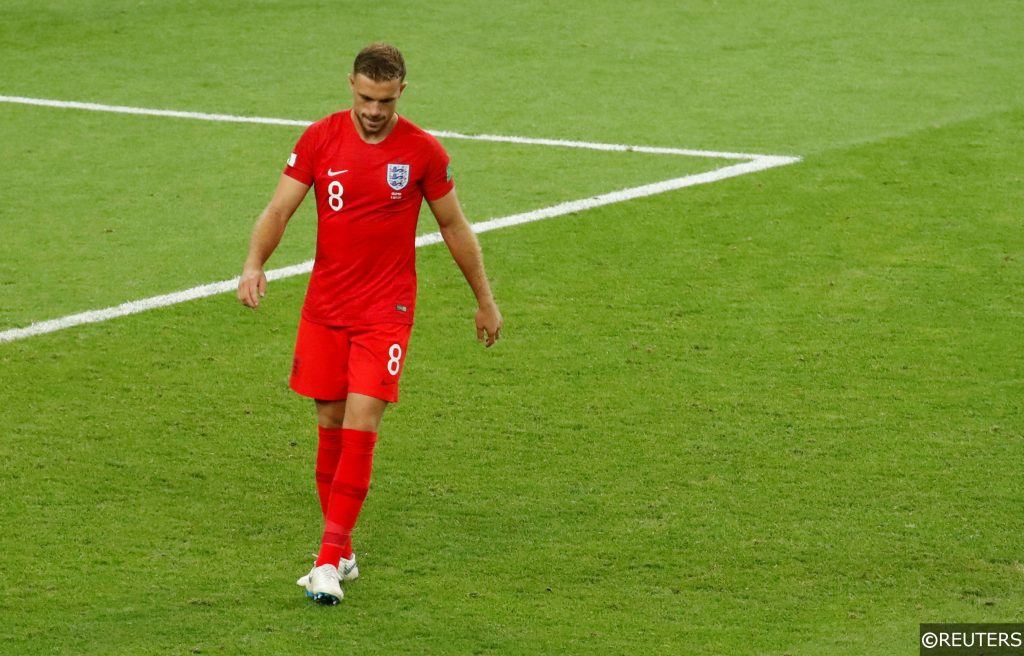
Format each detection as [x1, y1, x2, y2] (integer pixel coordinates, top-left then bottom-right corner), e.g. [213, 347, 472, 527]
[238, 175, 311, 310]
[238, 266, 268, 309]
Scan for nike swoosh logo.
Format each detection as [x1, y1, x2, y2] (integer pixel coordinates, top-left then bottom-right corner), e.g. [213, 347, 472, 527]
[326, 168, 348, 177]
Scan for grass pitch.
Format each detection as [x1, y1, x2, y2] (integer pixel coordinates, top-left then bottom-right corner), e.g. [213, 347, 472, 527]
[1, 1, 1022, 654]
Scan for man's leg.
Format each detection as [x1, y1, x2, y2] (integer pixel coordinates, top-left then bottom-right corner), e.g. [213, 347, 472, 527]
[342, 392, 387, 432]
[316, 399, 346, 428]
[315, 393, 387, 567]
[296, 399, 353, 594]
[313, 399, 345, 517]
[289, 317, 351, 521]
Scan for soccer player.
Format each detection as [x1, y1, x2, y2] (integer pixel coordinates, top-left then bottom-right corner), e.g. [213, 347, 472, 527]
[237, 43, 503, 605]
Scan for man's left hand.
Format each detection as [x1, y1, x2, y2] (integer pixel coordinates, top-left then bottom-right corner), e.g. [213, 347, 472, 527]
[475, 302, 503, 347]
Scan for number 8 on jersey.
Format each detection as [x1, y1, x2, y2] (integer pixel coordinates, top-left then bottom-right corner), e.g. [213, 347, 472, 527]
[327, 181, 344, 211]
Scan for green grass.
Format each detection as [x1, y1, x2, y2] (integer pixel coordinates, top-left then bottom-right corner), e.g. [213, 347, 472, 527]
[1, 1, 1022, 654]
[0, 101, 717, 327]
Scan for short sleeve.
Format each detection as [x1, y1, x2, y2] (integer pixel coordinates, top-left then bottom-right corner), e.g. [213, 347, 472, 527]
[283, 122, 319, 186]
[421, 138, 454, 202]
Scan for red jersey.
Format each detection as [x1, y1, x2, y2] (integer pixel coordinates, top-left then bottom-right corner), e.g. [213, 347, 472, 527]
[283, 110, 454, 326]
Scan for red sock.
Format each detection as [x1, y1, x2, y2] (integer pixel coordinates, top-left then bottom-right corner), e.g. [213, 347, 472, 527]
[316, 428, 377, 567]
[314, 426, 343, 517]
[315, 426, 354, 556]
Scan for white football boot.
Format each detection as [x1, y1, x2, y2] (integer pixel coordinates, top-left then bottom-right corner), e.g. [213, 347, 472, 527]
[296, 553, 359, 587]
[339, 553, 359, 581]
[302, 564, 343, 605]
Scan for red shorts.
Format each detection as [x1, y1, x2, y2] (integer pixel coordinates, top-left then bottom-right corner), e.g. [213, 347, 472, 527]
[289, 317, 412, 403]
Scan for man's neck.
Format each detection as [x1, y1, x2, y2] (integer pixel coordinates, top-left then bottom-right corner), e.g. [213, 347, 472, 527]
[350, 110, 399, 144]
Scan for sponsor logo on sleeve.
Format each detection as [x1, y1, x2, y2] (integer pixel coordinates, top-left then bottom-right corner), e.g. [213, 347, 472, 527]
[287, 152, 297, 167]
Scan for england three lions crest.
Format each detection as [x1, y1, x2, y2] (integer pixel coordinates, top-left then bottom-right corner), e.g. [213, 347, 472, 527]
[387, 163, 410, 191]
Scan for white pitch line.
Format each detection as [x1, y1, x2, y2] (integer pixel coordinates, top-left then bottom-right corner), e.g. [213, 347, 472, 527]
[0, 93, 802, 343]
[0, 95, 311, 127]
[427, 129, 765, 160]
[0, 94, 790, 160]
[0, 155, 798, 344]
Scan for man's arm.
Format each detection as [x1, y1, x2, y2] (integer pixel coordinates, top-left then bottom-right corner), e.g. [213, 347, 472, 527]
[427, 188, 503, 347]
[238, 174, 310, 309]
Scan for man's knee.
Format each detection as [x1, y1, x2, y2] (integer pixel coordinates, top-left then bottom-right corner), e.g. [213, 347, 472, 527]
[343, 393, 387, 432]
[315, 399, 346, 429]
[343, 410, 383, 432]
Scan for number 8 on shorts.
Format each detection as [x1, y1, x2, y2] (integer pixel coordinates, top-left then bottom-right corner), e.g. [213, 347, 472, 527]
[387, 343, 402, 375]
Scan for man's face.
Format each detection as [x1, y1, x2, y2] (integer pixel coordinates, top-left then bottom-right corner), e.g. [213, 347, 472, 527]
[349, 73, 406, 136]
